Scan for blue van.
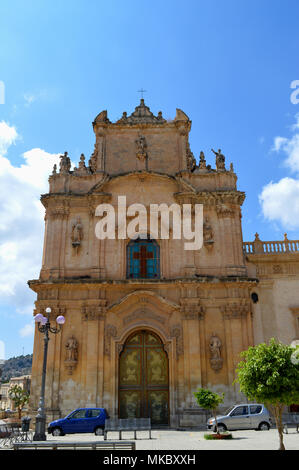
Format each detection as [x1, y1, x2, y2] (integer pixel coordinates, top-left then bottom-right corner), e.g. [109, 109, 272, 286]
[48, 408, 109, 436]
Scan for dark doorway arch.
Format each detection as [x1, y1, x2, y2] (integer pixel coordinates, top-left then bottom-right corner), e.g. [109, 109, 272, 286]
[119, 330, 169, 425]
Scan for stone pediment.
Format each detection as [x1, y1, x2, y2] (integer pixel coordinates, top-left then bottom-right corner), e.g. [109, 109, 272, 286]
[88, 170, 202, 195]
[107, 290, 180, 315]
[115, 99, 166, 125]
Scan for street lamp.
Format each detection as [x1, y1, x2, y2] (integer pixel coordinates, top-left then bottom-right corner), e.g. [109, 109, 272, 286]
[33, 307, 65, 441]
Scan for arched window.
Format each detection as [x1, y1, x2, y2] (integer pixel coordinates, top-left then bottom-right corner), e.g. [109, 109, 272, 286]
[126, 237, 160, 279]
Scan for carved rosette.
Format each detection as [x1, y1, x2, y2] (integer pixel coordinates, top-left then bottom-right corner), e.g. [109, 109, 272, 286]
[104, 324, 117, 356]
[170, 325, 184, 358]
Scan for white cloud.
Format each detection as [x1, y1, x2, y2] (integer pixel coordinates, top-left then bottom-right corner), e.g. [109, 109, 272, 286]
[24, 93, 36, 107]
[19, 323, 34, 338]
[0, 122, 61, 312]
[0, 121, 18, 155]
[23, 90, 50, 108]
[260, 114, 299, 230]
[259, 178, 299, 229]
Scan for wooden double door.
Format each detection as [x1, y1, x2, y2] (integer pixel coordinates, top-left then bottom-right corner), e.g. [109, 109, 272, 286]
[119, 330, 169, 425]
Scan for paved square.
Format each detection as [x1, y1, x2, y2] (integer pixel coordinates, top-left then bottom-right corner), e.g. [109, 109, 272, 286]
[46, 428, 299, 450]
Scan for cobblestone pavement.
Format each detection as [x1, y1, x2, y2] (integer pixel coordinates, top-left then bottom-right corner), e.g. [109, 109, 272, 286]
[45, 428, 299, 450]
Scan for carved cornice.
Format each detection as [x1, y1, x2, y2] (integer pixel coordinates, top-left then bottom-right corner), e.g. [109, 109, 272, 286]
[220, 300, 251, 319]
[216, 204, 236, 218]
[174, 190, 245, 207]
[42, 196, 70, 219]
[180, 298, 205, 320]
[81, 300, 107, 321]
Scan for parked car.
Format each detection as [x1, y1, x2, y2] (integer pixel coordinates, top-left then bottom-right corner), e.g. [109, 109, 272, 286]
[48, 408, 109, 436]
[207, 404, 272, 432]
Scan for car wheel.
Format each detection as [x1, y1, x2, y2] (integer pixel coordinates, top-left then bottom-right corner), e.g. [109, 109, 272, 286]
[52, 427, 62, 436]
[214, 424, 227, 433]
[94, 426, 104, 436]
[258, 422, 270, 431]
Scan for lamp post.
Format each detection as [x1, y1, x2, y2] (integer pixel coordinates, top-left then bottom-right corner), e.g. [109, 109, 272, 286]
[33, 307, 65, 441]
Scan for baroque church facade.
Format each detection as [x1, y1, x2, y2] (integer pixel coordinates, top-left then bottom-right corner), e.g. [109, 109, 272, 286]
[29, 100, 299, 427]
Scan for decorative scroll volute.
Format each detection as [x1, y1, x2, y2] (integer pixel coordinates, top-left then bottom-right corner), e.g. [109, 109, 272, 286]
[170, 324, 184, 358]
[104, 324, 117, 356]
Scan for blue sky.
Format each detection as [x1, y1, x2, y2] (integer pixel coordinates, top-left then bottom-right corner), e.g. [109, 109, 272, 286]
[0, 0, 299, 358]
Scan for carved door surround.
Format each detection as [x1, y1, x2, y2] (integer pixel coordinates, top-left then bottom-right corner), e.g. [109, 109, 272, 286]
[119, 330, 169, 425]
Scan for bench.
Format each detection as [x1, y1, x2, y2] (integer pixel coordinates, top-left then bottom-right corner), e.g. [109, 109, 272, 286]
[104, 418, 151, 440]
[13, 440, 136, 450]
[282, 414, 299, 434]
[0, 423, 33, 448]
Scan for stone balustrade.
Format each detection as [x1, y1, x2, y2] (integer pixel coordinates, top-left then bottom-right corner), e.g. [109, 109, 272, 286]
[243, 233, 299, 255]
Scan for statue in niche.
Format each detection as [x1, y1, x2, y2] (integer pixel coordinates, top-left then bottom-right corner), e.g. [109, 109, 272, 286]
[71, 217, 83, 253]
[65, 336, 78, 362]
[212, 148, 226, 171]
[135, 134, 148, 170]
[209, 333, 223, 371]
[203, 217, 214, 250]
[64, 336, 78, 375]
[136, 135, 147, 156]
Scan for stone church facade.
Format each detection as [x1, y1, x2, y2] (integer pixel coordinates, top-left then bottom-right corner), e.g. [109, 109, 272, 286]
[28, 100, 299, 427]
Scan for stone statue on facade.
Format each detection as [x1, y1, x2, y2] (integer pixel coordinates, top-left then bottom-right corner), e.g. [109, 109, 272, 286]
[71, 217, 83, 253]
[209, 333, 223, 371]
[135, 135, 148, 170]
[199, 151, 207, 170]
[64, 336, 78, 375]
[203, 217, 214, 250]
[59, 151, 71, 174]
[136, 135, 147, 156]
[212, 148, 226, 171]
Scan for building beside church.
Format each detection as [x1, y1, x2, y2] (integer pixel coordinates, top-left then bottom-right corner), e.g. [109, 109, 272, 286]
[28, 99, 299, 427]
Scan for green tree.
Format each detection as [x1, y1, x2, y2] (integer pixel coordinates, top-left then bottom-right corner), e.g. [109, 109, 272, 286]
[193, 387, 224, 434]
[8, 385, 29, 419]
[235, 339, 299, 451]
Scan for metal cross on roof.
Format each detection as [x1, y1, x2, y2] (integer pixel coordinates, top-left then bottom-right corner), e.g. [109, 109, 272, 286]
[138, 88, 147, 99]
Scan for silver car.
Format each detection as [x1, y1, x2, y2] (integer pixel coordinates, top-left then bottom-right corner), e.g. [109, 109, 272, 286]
[207, 404, 272, 432]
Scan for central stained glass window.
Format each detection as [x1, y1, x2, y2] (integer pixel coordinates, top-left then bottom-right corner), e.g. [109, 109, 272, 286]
[127, 237, 160, 279]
